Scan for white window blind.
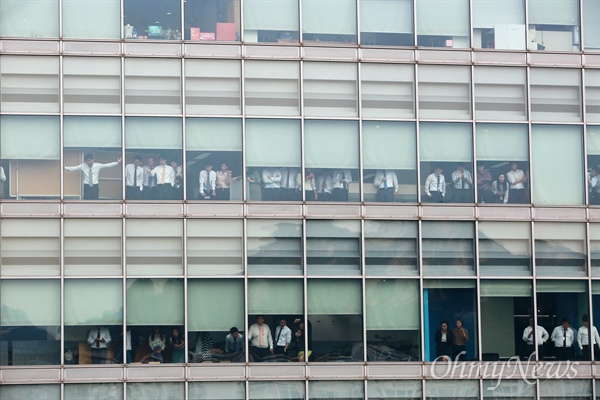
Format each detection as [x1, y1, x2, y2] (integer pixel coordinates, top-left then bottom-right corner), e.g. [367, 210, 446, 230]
[536, 280, 586, 293]
[187, 219, 243, 276]
[64, 116, 121, 148]
[125, 117, 182, 149]
[126, 279, 184, 325]
[305, 120, 359, 168]
[416, 0, 469, 36]
[360, 0, 412, 34]
[64, 219, 122, 276]
[245, 60, 300, 116]
[307, 279, 362, 314]
[302, 0, 356, 35]
[188, 279, 244, 331]
[363, 121, 416, 169]
[587, 126, 600, 155]
[64, 280, 122, 325]
[0, 280, 60, 326]
[63, 57, 121, 114]
[248, 279, 303, 315]
[63, 0, 120, 38]
[585, 70, 600, 124]
[480, 280, 532, 297]
[304, 62, 358, 117]
[366, 279, 419, 330]
[246, 119, 301, 167]
[472, 0, 524, 28]
[0, 0, 58, 37]
[243, 0, 298, 31]
[528, 0, 579, 25]
[126, 219, 183, 275]
[189, 382, 245, 400]
[186, 118, 242, 151]
[419, 122, 472, 162]
[125, 58, 181, 115]
[476, 123, 528, 161]
[583, 0, 600, 50]
[423, 221, 474, 239]
[530, 68, 582, 123]
[418, 65, 471, 119]
[361, 63, 415, 119]
[1, 116, 60, 159]
[474, 66, 527, 121]
[185, 59, 241, 115]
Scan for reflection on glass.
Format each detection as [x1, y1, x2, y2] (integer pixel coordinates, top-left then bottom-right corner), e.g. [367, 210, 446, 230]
[243, 0, 299, 43]
[249, 381, 305, 399]
[539, 380, 592, 398]
[528, 0, 580, 51]
[189, 382, 245, 400]
[425, 380, 479, 399]
[307, 220, 361, 276]
[364, 221, 418, 276]
[126, 383, 185, 400]
[416, 0, 469, 48]
[64, 384, 124, 400]
[368, 380, 422, 400]
[0, 385, 60, 400]
[478, 222, 531, 276]
[422, 222, 475, 276]
[482, 380, 535, 398]
[247, 220, 302, 276]
[309, 381, 364, 399]
[184, 0, 239, 41]
[124, 0, 181, 40]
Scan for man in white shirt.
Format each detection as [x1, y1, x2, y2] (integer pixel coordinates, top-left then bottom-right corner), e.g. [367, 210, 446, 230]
[0, 164, 6, 199]
[522, 317, 549, 359]
[332, 169, 352, 202]
[424, 167, 446, 203]
[317, 171, 333, 201]
[451, 164, 473, 203]
[199, 163, 217, 200]
[506, 162, 527, 204]
[550, 318, 575, 361]
[87, 326, 112, 364]
[262, 167, 282, 201]
[577, 315, 600, 361]
[374, 169, 398, 202]
[125, 155, 144, 200]
[587, 166, 599, 205]
[142, 156, 157, 200]
[281, 167, 301, 201]
[65, 154, 121, 200]
[247, 315, 273, 360]
[150, 155, 175, 200]
[273, 318, 292, 355]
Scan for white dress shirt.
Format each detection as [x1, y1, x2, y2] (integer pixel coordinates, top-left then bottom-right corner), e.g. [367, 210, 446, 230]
[522, 325, 549, 345]
[0, 166, 6, 182]
[332, 170, 352, 189]
[199, 170, 217, 193]
[317, 174, 333, 194]
[424, 173, 446, 196]
[374, 170, 399, 191]
[588, 173, 599, 193]
[125, 163, 144, 189]
[262, 168, 282, 189]
[507, 169, 526, 189]
[87, 327, 112, 349]
[551, 326, 575, 348]
[151, 165, 175, 185]
[247, 323, 273, 349]
[281, 168, 300, 190]
[577, 325, 600, 349]
[143, 165, 157, 187]
[274, 325, 292, 347]
[65, 162, 119, 185]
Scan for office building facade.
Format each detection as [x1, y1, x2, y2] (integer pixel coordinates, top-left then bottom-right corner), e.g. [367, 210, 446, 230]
[0, 0, 599, 398]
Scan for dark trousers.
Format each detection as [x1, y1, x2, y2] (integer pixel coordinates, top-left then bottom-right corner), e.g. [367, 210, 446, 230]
[91, 348, 107, 364]
[452, 345, 467, 361]
[250, 346, 271, 361]
[332, 188, 348, 202]
[305, 191, 317, 201]
[525, 344, 544, 360]
[555, 346, 573, 361]
[428, 191, 444, 203]
[274, 346, 287, 355]
[83, 184, 99, 200]
[215, 188, 230, 201]
[143, 186, 156, 200]
[453, 189, 472, 203]
[477, 188, 492, 204]
[376, 188, 395, 202]
[156, 184, 172, 200]
[319, 192, 332, 201]
[590, 192, 600, 205]
[284, 188, 301, 201]
[263, 188, 280, 201]
[508, 188, 526, 204]
[126, 186, 142, 200]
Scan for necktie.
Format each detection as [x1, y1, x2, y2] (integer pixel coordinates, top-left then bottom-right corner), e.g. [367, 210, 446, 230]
[276, 327, 282, 346]
[96, 329, 101, 348]
[133, 166, 138, 188]
[288, 169, 293, 189]
[259, 325, 265, 347]
[89, 165, 94, 187]
[563, 329, 567, 346]
[161, 166, 166, 184]
[384, 172, 388, 189]
[436, 175, 440, 192]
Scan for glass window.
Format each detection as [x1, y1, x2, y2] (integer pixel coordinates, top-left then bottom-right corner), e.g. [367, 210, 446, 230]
[63, 57, 121, 114]
[0, 0, 58, 38]
[0, 219, 60, 276]
[420, 122, 473, 204]
[245, 61, 300, 116]
[366, 279, 420, 361]
[249, 382, 305, 399]
[126, 219, 183, 275]
[528, 0, 580, 51]
[189, 382, 245, 400]
[188, 279, 244, 363]
[0, 279, 61, 366]
[360, 0, 413, 46]
[309, 381, 364, 399]
[535, 222, 587, 277]
[476, 123, 529, 205]
[473, 0, 525, 49]
[425, 380, 479, 399]
[0, 56, 59, 113]
[361, 63, 415, 119]
[64, 219, 122, 276]
[364, 220, 418, 276]
[530, 68, 582, 122]
[416, 0, 469, 48]
[478, 222, 532, 276]
[64, 279, 122, 365]
[125, 117, 183, 201]
[124, 0, 181, 40]
[302, 0, 356, 44]
[363, 121, 417, 203]
[0, 385, 60, 400]
[305, 120, 359, 202]
[304, 62, 358, 117]
[307, 279, 362, 361]
[246, 119, 301, 201]
[0, 116, 60, 200]
[539, 380, 592, 399]
[474, 66, 527, 121]
[587, 126, 600, 205]
[63, 0, 120, 39]
[185, 59, 241, 115]
[307, 220, 361, 276]
[64, 116, 122, 201]
[243, 0, 299, 43]
[418, 65, 471, 120]
[531, 125, 584, 205]
[126, 383, 185, 400]
[186, 118, 242, 201]
[422, 222, 475, 276]
[482, 380, 535, 398]
[591, 223, 600, 277]
[65, 384, 123, 400]
[187, 219, 243, 275]
[585, 69, 600, 123]
[126, 279, 184, 363]
[184, 0, 239, 41]
[368, 381, 422, 399]
[125, 58, 181, 115]
[583, 0, 600, 51]
[480, 280, 533, 360]
[247, 220, 303, 276]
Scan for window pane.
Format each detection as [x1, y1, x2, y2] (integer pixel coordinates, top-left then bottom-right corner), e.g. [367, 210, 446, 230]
[304, 62, 357, 117]
[0, 385, 60, 400]
[247, 220, 303, 275]
[307, 220, 361, 276]
[418, 65, 471, 119]
[189, 382, 245, 400]
[528, 0, 580, 51]
[125, 58, 181, 114]
[126, 278, 184, 325]
[585, 69, 600, 123]
[309, 381, 364, 399]
[302, 0, 357, 43]
[361, 64, 415, 119]
[188, 219, 243, 275]
[360, 0, 413, 46]
[249, 381, 305, 399]
[478, 222, 532, 276]
[63, 0, 120, 39]
[124, 0, 181, 40]
[482, 380, 535, 398]
[63, 57, 121, 114]
[532, 125, 584, 205]
[1, 219, 60, 276]
[368, 381, 422, 399]
[65, 384, 123, 400]
[243, 0, 299, 43]
[1, 56, 59, 113]
[64, 219, 122, 276]
[530, 68, 582, 122]
[0, 0, 58, 37]
[422, 221, 475, 276]
[539, 380, 592, 398]
[188, 279, 243, 331]
[364, 221, 418, 276]
[591, 223, 600, 277]
[416, 0, 469, 48]
[245, 61, 300, 116]
[474, 66, 527, 121]
[126, 383, 185, 400]
[473, 0, 525, 49]
[535, 222, 587, 277]
[185, 59, 241, 115]
[248, 279, 303, 315]
[583, 0, 600, 51]
[426, 380, 479, 399]
[184, 0, 239, 41]
[126, 219, 183, 275]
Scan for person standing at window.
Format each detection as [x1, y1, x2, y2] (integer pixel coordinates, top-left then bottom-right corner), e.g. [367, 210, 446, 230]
[451, 164, 473, 203]
[148, 326, 166, 363]
[274, 318, 292, 356]
[150, 155, 175, 200]
[87, 325, 112, 364]
[125, 155, 144, 200]
[476, 164, 492, 204]
[577, 315, 600, 361]
[522, 317, 549, 359]
[281, 167, 301, 201]
[507, 162, 527, 204]
[171, 160, 183, 200]
[332, 169, 352, 201]
[424, 167, 446, 203]
[317, 170, 334, 201]
[587, 166, 599, 205]
[551, 318, 575, 361]
[169, 328, 185, 363]
[247, 315, 273, 360]
[225, 327, 244, 354]
[142, 156, 157, 200]
[0, 163, 6, 199]
[305, 169, 318, 201]
[262, 167, 282, 201]
[374, 169, 398, 202]
[246, 169, 262, 201]
[434, 321, 454, 362]
[215, 162, 237, 201]
[199, 163, 217, 200]
[491, 174, 509, 204]
[65, 154, 121, 200]
[452, 319, 469, 361]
